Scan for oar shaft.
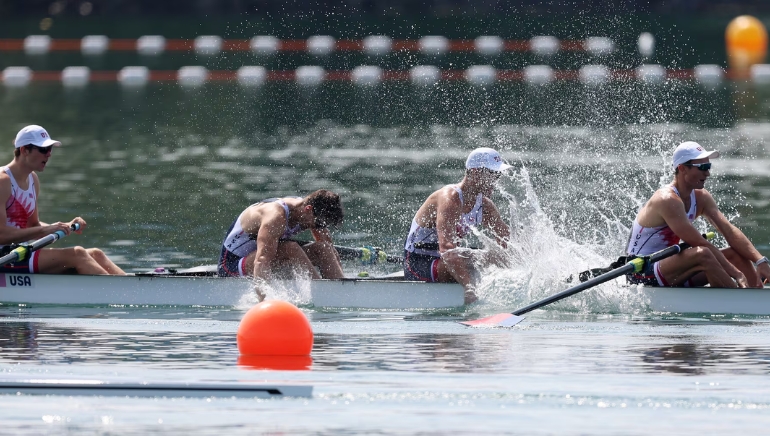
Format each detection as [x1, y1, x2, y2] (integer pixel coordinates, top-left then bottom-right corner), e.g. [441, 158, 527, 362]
[512, 240, 697, 317]
[333, 245, 404, 264]
[513, 263, 635, 315]
[295, 240, 404, 264]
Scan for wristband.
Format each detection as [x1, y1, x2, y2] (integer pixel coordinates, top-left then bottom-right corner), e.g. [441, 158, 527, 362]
[754, 256, 769, 267]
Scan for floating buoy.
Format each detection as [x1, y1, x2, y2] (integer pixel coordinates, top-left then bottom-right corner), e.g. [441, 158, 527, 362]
[475, 36, 503, 56]
[410, 65, 440, 86]
[237, 300, 313, 356]
[2, 67, 32, 87]
[465, 65, 496, 86]
[352, 65, 382, 86]
[194, 35, 222, 55]
[694, 64, 724, 86]
[726, 15, 768, 78]
[295, 66, 325, 86]
[62, 66, 90, 87]
[636, 64, 666, 84]
[118, 66, 149, 86]
[237, 66, 267, 86]
[137, 35, 165, 55]
[251, 35, 279, 55]
[579, 64, 610, 86]
[307, 35, 335, 56]
[177, 66, 208, 87]
[585, 37, 614, 57]
[638, 32, 655, 59]
[530, 36, 559, 56]
[523, 65, 554, 85]
[420, 36, 448, 56]
[81, 35, 108, 55]
[363, 35, 392, 56]
[24, 35, 50, 55]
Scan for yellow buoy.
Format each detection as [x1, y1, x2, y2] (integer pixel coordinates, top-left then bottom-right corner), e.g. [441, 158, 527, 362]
[726, 15, 768, 78]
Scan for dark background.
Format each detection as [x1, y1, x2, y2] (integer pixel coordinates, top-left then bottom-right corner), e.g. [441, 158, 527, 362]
[1, 0, 769, 16]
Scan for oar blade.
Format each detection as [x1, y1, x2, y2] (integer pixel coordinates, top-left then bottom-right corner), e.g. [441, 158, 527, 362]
[459, 313, 525, 328]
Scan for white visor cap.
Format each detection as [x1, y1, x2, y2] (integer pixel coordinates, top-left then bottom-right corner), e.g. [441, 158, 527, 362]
[672, 141, 719, 169]
[465, 147, 512, 172]
[13, 125, 62, 149]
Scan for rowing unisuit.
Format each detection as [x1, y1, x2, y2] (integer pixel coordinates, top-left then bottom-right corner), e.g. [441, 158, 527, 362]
[626, 185, 696, 286]
[218, 198, 302, 277]
[2, 166, 36, 231]
[0, 166, 40, 273]
[403, 185, 482, 282]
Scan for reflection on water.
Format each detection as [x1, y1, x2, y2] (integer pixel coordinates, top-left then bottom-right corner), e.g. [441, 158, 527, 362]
[3, 316, 770, 375]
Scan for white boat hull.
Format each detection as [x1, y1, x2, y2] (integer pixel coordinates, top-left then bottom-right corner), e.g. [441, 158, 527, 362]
[643, 286, 770, 315]
[1, 271, 766, 314]
[0, 272, 465, 309]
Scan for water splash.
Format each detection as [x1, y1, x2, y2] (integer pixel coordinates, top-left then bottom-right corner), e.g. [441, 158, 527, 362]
[470, 165, 650, 315]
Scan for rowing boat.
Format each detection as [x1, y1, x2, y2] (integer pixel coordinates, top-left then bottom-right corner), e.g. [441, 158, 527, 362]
[0, 268, 465, 309]
[0, 268, 766, 314]
[642, 286, 770, 315]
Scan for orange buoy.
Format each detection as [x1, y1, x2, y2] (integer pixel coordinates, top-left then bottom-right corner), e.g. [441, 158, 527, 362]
[726, 15, 768, 77]
[237, 300, 313, 356]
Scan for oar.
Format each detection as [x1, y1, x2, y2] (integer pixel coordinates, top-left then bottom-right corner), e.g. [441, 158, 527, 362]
[333, 245, 404, 264]
[460, 232, 716, 328]
[0, 223, 80, 267]
[294, 240, 404, 264]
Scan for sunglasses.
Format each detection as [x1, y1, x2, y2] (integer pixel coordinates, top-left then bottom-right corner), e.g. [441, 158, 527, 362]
[683, 162, 712, 171]
[28, 145, 52, 154]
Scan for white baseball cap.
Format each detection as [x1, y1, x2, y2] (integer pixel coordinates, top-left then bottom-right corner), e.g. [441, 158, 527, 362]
[465, 147, 512, 172]
[13, 125, 61, 149]
[672, 141, 719, 169]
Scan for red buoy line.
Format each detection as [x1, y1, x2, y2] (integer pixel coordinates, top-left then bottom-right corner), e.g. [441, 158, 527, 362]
[1, 35, 621, 57]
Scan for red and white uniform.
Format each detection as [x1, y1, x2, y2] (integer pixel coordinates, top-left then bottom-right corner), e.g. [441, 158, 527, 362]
[626, 185, 696, 286]
[1, 167, 40, 273]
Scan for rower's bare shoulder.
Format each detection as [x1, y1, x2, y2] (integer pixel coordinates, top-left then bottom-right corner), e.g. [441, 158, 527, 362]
[0, 172, 11, 193]
[693, 188, 715, 203]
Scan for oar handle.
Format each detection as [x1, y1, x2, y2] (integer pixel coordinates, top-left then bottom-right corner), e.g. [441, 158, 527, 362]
[0, 223, 80, 267]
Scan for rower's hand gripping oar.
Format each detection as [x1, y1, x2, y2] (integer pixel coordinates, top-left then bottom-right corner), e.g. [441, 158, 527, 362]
[0, 223, 80, 268]
[460, 232, 716, 328]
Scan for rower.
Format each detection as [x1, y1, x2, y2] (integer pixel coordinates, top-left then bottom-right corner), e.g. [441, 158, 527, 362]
[218, 189, 345, 300]
[0, 125, 125, 275]
[403, 147, 512, 304]
[626, 141, 770, 288]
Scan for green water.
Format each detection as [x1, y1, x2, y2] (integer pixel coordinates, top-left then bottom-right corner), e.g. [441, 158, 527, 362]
[1, 81, 770, 271]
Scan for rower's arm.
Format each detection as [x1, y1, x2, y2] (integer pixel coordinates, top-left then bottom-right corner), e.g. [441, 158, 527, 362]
[435, 189, 462, 254]
[310, 226, 333, 244]
[0, 176, 50, 245]
[660, 194, 744, 281]
[701, 191, 765, 265]
[251, 211, 285, 280]
[481, 198, 510, 248]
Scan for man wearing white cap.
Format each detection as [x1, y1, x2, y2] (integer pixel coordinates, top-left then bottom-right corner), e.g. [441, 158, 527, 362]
[0, 125, 125, 275]
[625, 141, 769, 288]
[403, 147, 512, 303]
